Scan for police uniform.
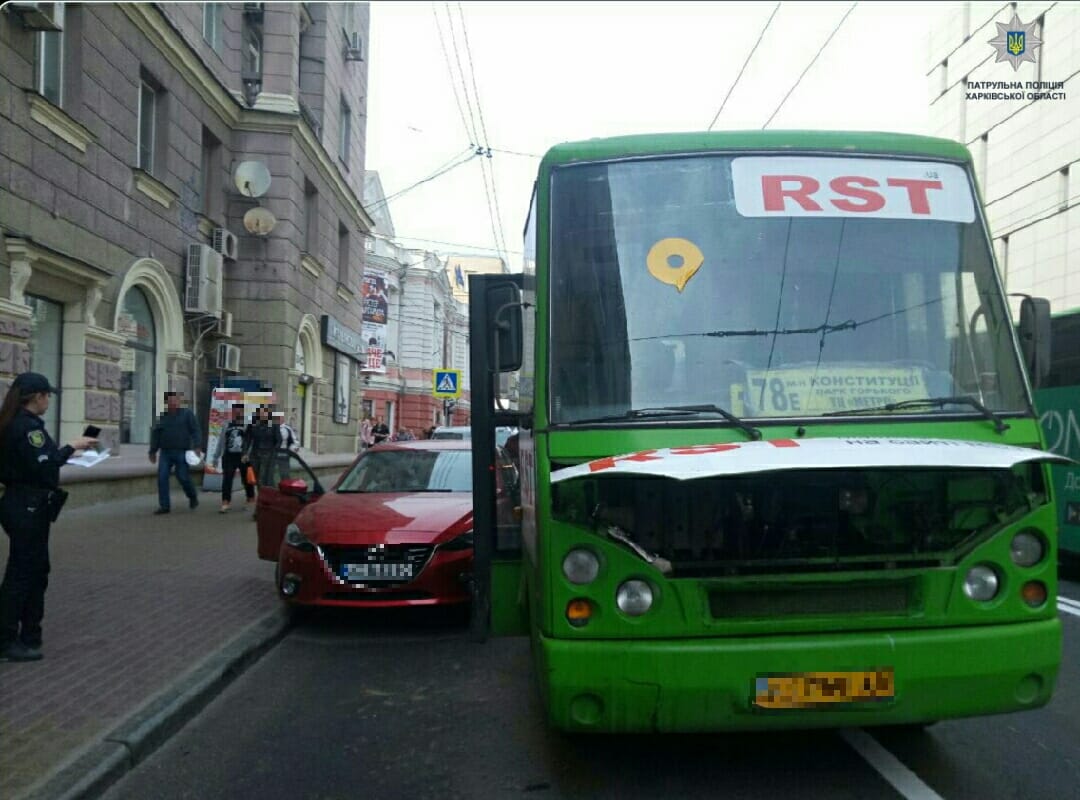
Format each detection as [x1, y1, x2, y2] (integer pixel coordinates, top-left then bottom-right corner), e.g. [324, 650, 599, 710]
[0, 374, 73, 660]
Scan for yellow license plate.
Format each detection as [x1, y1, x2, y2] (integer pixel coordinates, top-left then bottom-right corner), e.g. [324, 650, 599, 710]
[754, 670, 895, 709]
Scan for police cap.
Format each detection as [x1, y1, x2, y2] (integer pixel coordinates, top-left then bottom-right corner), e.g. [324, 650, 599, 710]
[13, 372, 60, 398]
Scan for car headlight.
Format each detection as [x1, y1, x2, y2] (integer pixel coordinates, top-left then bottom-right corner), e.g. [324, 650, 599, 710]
[442, 529, 474, 551]
[616, 579, 654, 616]
[962, 564, 1000, 602]
[562, 549, 600, 585]
[1010, 530, 1045, 567]
[285, 523, 314, 551]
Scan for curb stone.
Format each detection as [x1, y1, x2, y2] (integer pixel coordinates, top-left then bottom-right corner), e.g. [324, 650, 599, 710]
[18, 608, 291, 800]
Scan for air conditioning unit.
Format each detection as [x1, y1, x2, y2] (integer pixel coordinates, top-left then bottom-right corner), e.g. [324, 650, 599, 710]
[344, 31, 363, 61]
[211, 227, 238, 261]
[185, 243, 223, 316]
[6, 2, 63, 31]
[216, 343, 241, 372]
[213, 310, 234, 338]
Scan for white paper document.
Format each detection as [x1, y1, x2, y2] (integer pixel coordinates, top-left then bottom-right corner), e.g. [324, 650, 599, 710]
[68, 449, 111, 468]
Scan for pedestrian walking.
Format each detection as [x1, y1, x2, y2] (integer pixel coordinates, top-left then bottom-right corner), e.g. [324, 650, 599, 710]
[149, 391, 203, 514]
[212, 404, 254, 513]
[360, 415, 374, 450]
[0, 372, 97, 662]
[242, 406, 281, 510]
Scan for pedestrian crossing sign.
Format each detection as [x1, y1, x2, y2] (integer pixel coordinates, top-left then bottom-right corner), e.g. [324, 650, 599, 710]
[433, 369, 462, 398]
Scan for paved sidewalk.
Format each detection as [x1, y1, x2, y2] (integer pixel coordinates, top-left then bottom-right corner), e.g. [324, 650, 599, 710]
[0, 492, 284, 799]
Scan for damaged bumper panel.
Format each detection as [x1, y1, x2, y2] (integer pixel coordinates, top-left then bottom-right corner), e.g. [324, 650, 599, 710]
[550, 437, 1072, 483]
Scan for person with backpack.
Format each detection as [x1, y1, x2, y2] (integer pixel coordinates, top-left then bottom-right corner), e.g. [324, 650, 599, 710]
[212, 404, 254, 513]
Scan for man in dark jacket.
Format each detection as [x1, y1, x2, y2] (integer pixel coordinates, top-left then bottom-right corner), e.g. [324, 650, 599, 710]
[149, 391, 202, 514]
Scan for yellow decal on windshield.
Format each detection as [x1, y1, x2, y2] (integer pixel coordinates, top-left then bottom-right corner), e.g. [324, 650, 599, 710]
[647, 237, 704, 292]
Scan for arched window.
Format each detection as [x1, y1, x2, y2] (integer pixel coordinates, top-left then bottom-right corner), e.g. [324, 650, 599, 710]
[119, 287, 157, 444]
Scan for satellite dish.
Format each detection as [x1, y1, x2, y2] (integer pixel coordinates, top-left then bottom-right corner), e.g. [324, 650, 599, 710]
[243, 206, 277, 236]
[233, 161, 271, 198]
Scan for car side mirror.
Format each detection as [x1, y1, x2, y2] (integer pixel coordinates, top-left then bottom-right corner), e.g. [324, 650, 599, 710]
[1018, 296, 1051, 387]
[279, 478, 309, 497]
[488, 282, 522, 372]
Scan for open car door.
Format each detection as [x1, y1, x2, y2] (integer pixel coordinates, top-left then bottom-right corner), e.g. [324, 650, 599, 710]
[256, 448, 326, 561]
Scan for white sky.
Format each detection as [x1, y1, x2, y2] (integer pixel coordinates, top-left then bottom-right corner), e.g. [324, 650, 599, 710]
[366, 1, 942, 270]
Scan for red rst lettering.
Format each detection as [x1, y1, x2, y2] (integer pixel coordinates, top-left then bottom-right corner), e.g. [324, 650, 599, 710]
[828, 177, 885, 213]
[885, 178, 943, 215]
[669, 444, 741, 455]
[768, 439, 799, 448]
[587, 450, 663, 473]
[761, 175, 822, 212]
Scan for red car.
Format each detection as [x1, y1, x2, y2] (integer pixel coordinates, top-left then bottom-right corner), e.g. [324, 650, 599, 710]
[255, 440, 518, 609]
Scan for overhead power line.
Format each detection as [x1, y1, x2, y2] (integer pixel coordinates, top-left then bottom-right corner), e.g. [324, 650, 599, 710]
[762, 2, 858, 129]
[707, 2, 782, 131]
[431, 4, 475, 145]
[367, 149, 478, 212]
[443, 2, 483, 147]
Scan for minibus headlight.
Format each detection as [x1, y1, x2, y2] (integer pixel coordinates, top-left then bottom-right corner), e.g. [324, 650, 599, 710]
[616, 580, 653, 616]
[562, 549, 600, 585]
[963, 564, 1000, 602]
[1010, 530, 1045, 567]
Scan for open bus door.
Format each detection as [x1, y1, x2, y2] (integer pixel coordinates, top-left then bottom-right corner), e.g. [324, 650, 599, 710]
[469, 274, 530, 640]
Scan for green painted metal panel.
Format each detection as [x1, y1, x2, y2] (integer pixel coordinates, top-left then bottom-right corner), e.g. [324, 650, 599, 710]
[1035, 386, 1080, 553]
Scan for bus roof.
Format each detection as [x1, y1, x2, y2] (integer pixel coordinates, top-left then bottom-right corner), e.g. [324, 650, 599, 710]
[540, 130, 972, 168]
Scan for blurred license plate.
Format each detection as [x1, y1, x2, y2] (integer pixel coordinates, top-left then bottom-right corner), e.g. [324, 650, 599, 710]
[342, 563, 413, 581]
[753, 670, 894, 709]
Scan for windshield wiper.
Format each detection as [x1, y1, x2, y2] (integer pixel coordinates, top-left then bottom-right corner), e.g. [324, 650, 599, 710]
[570, 404, 762, 440]
[821, 395, 1009, 434]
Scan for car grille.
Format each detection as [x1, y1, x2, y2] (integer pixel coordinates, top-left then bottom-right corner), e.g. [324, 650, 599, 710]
[322, 591, 434, 602]
[320, 544, 434, 586]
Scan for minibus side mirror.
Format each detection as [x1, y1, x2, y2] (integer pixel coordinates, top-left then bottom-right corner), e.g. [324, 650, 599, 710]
[1018, 296, 1051, 387]
[488, 283, 523, 372]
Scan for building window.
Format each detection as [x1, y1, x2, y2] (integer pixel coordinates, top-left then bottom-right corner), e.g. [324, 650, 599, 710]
[339, 96, 351, 167]
[304, 180, 318, 254]
[118, 287, 157, 445]
[338, 223, 350, 285]
[1035, 16, 1044, 83]
[200, 127, 221, 219]
[36, 2, 65, 106]
[26, 295, 63, 439]
[137, 72, 167, 176]
[242, 14, 263, 76]
[203, 3, 223, 53]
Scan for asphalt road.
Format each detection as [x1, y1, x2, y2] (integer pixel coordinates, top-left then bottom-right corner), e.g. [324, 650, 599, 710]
[100, 579, 1080, 800]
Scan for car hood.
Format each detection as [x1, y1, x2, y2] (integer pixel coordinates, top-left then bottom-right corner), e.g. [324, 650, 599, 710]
[297, 490, 473, 545]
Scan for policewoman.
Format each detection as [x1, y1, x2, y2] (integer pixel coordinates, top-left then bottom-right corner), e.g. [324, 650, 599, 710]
[0, 373, 97, 662]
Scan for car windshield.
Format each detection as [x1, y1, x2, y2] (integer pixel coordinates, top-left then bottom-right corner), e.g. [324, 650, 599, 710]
[549, 153, 1028, 424]
[337, 450, 472, 493]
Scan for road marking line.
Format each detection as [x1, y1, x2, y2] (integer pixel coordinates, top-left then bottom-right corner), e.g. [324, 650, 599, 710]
[1057, 601, 1080, 618]
[840, 728, 945, 800]
[1056, 595, 1080, 610]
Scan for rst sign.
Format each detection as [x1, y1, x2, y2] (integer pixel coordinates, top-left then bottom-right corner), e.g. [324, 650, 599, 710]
[732, 157, 976, 223]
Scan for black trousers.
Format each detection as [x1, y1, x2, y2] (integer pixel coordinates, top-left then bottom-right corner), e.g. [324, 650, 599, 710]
[221, 453, 255, 502]
[0, 490, 51, 649]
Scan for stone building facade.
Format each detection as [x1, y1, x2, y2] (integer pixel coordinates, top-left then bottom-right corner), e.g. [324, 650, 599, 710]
[0, 2, 374, 454]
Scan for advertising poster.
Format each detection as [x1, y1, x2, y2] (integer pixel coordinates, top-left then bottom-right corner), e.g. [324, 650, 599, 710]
[334, 354, 351, 424]
[361, 269, 388, 373]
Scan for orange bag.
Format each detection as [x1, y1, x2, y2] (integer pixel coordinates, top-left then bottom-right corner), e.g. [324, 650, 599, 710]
[245, 465, 257, 486]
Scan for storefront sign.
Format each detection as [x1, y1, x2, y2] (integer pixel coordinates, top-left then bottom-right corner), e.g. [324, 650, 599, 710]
[321, 314, 363, 357]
